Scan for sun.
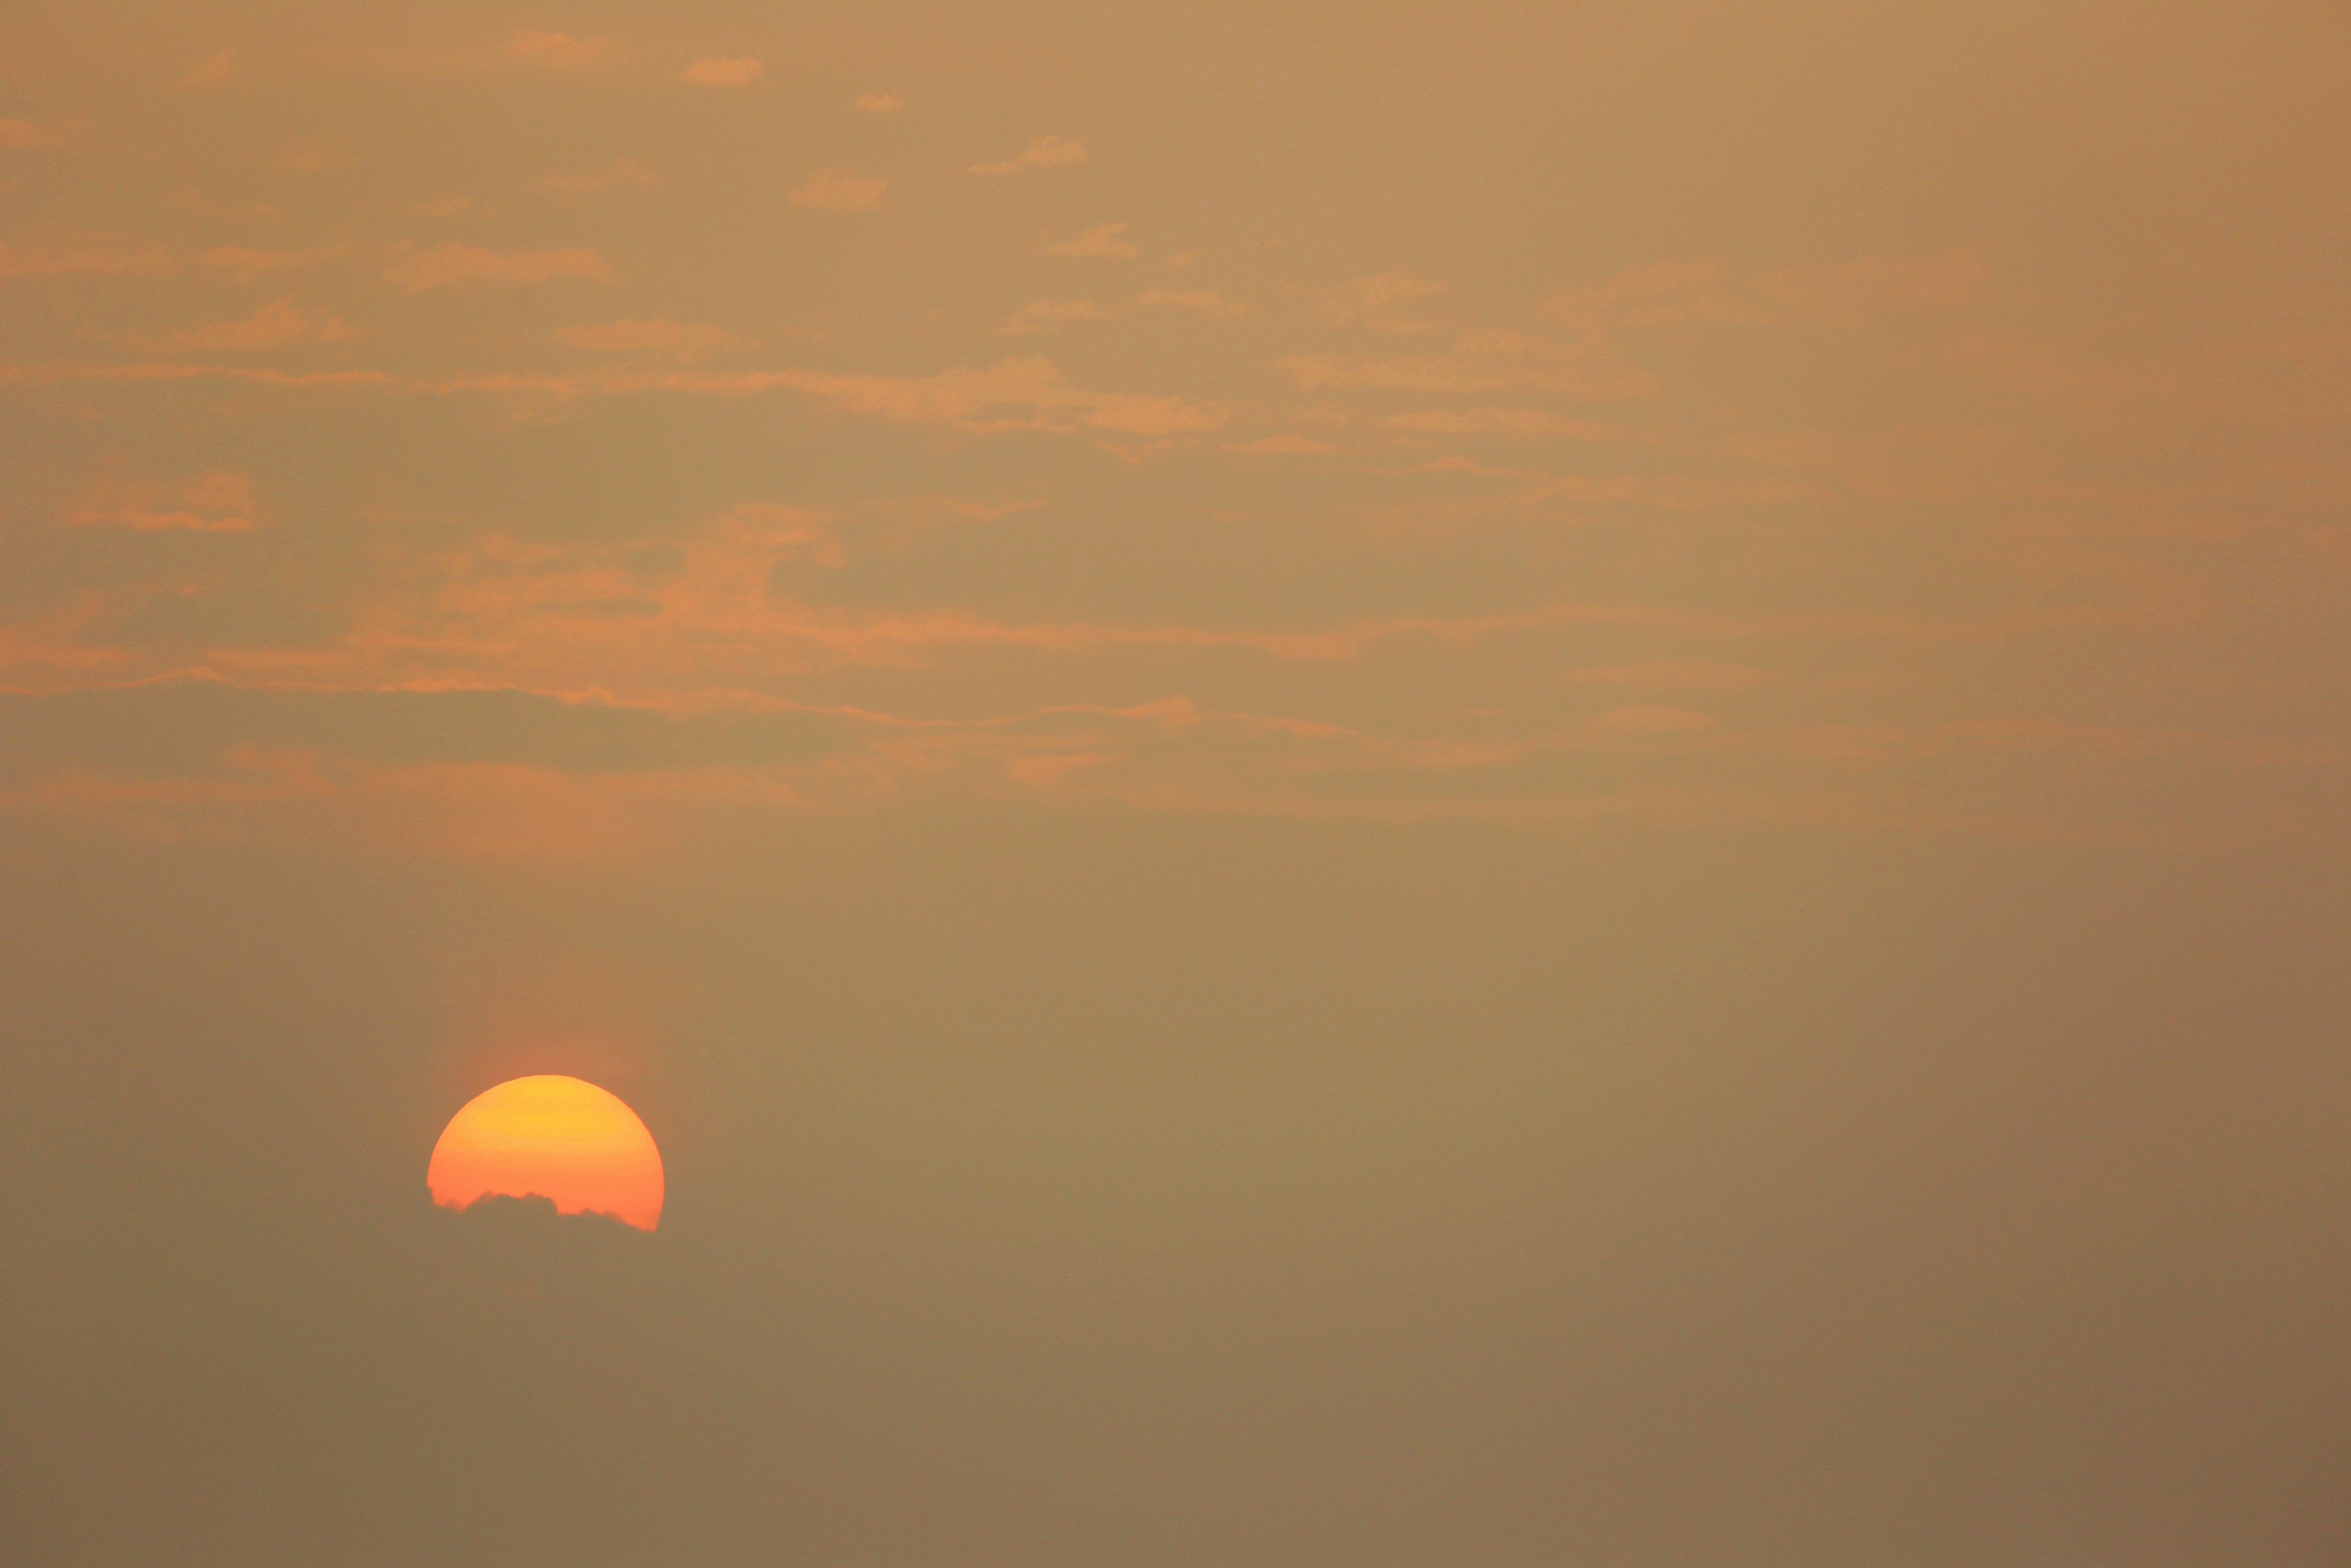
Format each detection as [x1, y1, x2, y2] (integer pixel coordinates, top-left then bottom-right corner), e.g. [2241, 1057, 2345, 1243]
[427, 1075, 665, 1231]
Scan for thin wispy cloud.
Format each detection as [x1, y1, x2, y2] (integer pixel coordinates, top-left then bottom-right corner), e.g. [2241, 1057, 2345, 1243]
[1540, 259, 1760, 332]
[680, 57, 762, 88]
[651, 355, 1226, 439]
[996, 299, 1119, 337]
[67, 470, 258, 532]
[1226, 435, 1340, 456]
[553, 319, 745, 362]
[272, 141, 348, 173]
[788, 168, 887, 212]
[1281, 328, 1656, 400]
[1048, 222, 1138, 259]
[1314, 271, 1446, 333]
[1382, 407, 1635, 442]
[1138, 288, 1244, 317]
[201, 244, 339, 281]
[0, 238, 173, 279]
[505, 31, 611, 71]
[542, 159, 655, 194]
[1759, 250, 1990, 324]
[971, 134, 1086, 176]
[856, 92, 905, 113]
[383, 243, 612, 292]
[164, 297, 362, 352]
[1557, 661, 1777, 692]
[176, 49, 236, 90]
[716, 502, 847, 568]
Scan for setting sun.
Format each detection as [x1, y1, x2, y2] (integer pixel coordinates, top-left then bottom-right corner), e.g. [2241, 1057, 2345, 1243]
[427, 1075, 664, 1231]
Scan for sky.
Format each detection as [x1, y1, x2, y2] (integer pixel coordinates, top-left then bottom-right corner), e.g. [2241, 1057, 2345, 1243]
[2, 3, 2348, 1565]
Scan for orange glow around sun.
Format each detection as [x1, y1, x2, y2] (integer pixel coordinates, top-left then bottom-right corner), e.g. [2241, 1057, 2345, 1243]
[427, 1075, 665, 1231]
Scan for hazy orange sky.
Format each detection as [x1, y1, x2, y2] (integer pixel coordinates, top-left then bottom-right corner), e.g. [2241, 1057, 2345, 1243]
[2, 4, 2347, 1565]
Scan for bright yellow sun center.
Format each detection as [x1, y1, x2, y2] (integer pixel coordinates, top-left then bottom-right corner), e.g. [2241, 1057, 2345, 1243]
[427, 1074, 665, 1231]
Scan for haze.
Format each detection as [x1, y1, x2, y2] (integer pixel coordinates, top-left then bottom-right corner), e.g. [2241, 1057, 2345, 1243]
[2, 4, 2347, 1566]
